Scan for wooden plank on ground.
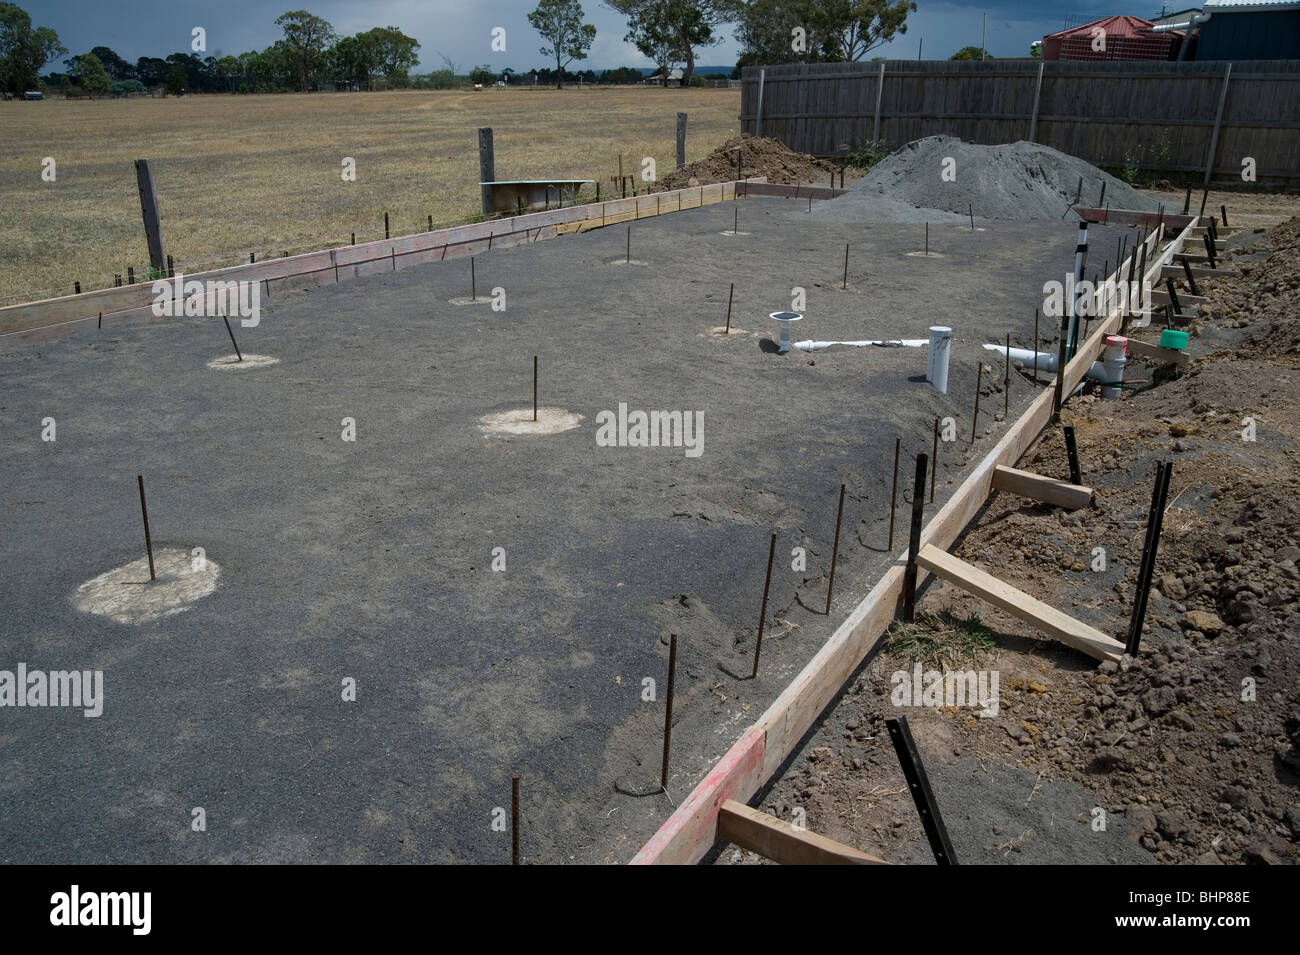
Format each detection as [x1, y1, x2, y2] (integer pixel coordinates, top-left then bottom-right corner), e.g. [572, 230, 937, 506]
[1125, 338, 1191, 366]
[1150, 289, 1206, 307]
[915, 544, 1124, 663]
[1159, 264, 1233, 280]
[991, 464, 1092, 509]
[717, 800, 887, 865]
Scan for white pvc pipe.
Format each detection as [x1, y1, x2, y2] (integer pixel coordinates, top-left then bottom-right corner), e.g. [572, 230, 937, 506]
[1101, 335, 1127, 399]
[792, 339, 929, 352]
[927, 326, 952, 394]
[982, 343, 1120, 385]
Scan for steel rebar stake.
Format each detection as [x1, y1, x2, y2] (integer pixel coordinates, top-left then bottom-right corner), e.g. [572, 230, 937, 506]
[752, 533, 777, 678]
[222, 316, 243, 362]
[930, 418, 939, 504]
[137, 475, 156, 582]
[1127, 461, 1173, 656]
[902, 454, 928, 623]
[661, 633, 678, 791]
[886, 716, 958, 865]
[888, 437, 901, 551]
[825, 484, 846, 615]
[511, 773, 520, 865]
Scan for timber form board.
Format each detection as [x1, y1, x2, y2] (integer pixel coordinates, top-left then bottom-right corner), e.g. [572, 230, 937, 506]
[0, 179, 756, 345]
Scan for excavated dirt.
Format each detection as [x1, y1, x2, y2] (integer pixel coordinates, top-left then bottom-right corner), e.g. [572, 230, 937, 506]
[655, 134, 836, 192]
[1199, 217, 1300, 361]
[726, 217, 1300, 866]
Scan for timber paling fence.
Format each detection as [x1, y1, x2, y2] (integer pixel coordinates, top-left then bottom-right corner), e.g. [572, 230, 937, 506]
[741, 59, 1300, 187]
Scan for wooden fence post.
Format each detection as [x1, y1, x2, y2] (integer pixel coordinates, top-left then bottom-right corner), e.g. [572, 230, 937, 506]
[134, 159, 166, 275]
[478, 128, 495, 216]
[872, 61, 886, 145]
[1028, 61, 1045, 143]
[1203, 63, 1232, 187]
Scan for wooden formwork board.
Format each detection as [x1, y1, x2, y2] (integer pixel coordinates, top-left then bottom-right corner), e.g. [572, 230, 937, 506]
[717, 800, 888, 865]
[0, 180, 744, 345]
[915, 545, 1124, 663]
[990, 464, 1093, 510]
[631, 219, 1194, 865]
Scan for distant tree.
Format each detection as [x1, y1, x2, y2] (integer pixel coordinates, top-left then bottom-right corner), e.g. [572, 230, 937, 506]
[165, 52, 208, 91]
[734, 0, 912, 65]
[734, 0, 813, 65]
[622, 2, 685, 83]
[90, 45, 134, 80]
[950, 46, 990, 60]
[811, 0, 915, 61]
[604, 65, 644, 83]
[329, 33, 374, 88]
[135, 56, 168, 87]
[72, 51, 111, 93]
[248, 41, 296, 90]
[214, 54, 241, 92]
[606, 1, 734, 87]
[109, 78, 145, 95]
[361, 26, 420, 85]
[469, 64, 496, 84]
[528, 0, 597, 88]
[434, 51, 461, 76]
[163, 64, 186, 95]
[413, 68, 457, 89]
[0, 2, 66, 96]
[275, 9, 336, 90]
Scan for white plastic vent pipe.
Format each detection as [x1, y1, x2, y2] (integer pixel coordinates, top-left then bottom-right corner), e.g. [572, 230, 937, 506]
[927, 326, 952, 394]
[982, 341, 1125, 396]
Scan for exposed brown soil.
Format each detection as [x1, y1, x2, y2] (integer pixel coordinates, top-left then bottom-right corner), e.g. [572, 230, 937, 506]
[729, 217, 1300, 866]
[1200, 217, 1300, 361]
[654, 134, 837, 192]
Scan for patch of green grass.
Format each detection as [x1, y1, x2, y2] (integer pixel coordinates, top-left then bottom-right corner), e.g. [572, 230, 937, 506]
[1120, 149, 1142, 186]
[886, 609, 996, 669]
[838, 139, 890, 169]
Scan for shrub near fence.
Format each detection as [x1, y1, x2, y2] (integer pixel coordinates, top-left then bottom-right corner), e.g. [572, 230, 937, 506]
[741, 59, 1300, 187]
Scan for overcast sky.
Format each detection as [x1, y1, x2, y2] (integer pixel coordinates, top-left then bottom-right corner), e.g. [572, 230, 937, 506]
[33, 1, 1158, 72]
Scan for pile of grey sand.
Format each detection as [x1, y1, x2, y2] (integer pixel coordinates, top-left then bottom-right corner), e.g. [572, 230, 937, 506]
[812, 135, 1164, 224]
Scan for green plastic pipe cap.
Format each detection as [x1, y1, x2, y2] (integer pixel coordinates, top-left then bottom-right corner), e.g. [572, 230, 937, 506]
[1160, 329, 1189, 350]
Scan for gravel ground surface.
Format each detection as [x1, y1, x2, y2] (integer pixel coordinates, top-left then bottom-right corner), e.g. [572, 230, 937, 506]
[0, 195, 1127, 863]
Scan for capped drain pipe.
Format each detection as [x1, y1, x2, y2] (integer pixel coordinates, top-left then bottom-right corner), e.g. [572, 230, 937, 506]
[982, 340, 1126, 397]
[1100, 335, 1127, 399]
[927, 326, 952, 395]
[770, 311, 802, 354]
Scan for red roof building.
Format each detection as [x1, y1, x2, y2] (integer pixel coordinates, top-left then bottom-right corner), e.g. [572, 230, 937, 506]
[1042, 16, 1184, 60]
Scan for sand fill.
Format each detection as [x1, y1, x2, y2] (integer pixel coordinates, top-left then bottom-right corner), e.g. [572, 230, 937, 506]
[814, 135, 1164, 225]
[207, 353, 279, 370]
[73, 548, 220, 625]
[478, 407, 583, 436]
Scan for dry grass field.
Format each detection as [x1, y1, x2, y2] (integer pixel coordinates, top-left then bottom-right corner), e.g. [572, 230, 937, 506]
[0, 87, 740, 307]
